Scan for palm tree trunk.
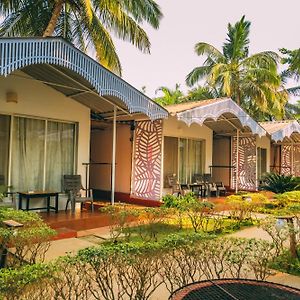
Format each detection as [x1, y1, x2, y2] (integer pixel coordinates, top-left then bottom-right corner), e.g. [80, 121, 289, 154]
[43, 0, 64, 37]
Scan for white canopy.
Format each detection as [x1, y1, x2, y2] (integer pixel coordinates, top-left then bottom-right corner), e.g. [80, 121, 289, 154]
[260, 120, 300, 142]
[166, 98, 266, 136]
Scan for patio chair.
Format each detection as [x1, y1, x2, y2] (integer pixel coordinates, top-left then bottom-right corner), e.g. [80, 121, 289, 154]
[166, 174, 181, 196]
[180, 184, 192, 196]
[63, 175, 94, 213]
[208, 183, 218, 197]
[192, 174, 203, 184]
[216, 182, 226, 196]
[203, 173, 212, 183]
[166, 174, 191, 196]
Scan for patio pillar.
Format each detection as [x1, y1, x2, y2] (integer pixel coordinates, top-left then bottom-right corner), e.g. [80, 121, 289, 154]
[235, 129, 239, 193]
[111, 106, 117, 205]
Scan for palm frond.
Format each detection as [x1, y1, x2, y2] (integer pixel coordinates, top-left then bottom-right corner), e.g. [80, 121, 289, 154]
[120, 0, 163, 29]
[223, 15, 250, 61]
[185, 66, 212, 87]
[194, 42, 224, 61]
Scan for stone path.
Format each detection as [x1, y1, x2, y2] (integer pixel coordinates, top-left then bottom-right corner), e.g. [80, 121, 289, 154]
[43, 238, 95, 262]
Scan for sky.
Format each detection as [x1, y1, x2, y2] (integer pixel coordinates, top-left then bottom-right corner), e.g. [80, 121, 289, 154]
[114, 0, 300, 98]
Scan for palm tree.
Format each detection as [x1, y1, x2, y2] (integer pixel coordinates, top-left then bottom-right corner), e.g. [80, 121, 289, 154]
[186, 16, 287, 118]
[186, 85, 222, 101]
[154, 84, 184, 106]
[0, 0, 162, 74]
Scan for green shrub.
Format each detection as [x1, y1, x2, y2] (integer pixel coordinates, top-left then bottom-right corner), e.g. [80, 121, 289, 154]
[227, 193, 268, 203]
[275, 191, 300, 203]
[226, 193, 267, 223]
[260, 173, 300, 193]
[270, 247, 300, 276]
[0, 263, 54, 299]
[0, 208, 56, 267]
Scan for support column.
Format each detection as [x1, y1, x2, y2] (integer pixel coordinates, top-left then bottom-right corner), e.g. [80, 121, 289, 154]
[235, 129, 239, 193]
[111, 106, 117, 205]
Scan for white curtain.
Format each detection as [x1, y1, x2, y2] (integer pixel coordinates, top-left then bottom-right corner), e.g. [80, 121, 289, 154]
[11, 117, 45, 191]
[189, 140, 203, 182]
[179, 138, 188, 183]
[0, 115, 10, 185]
[163, 137, 178, 187]
[45, 121, 75, 191]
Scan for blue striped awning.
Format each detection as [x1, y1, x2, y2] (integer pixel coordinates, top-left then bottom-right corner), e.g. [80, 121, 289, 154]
[0, 37, 168, 120]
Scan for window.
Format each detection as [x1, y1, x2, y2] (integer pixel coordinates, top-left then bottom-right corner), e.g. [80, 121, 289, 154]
[163, 136, 204, 186]
[0, 114, 77, 192]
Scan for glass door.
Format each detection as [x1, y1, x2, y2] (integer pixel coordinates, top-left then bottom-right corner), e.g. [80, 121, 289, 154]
[0, 115, 10, 185]
[257, 147, 267, 181]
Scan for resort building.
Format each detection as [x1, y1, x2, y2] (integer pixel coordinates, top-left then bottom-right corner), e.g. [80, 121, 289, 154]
[1, 37, 300, 209]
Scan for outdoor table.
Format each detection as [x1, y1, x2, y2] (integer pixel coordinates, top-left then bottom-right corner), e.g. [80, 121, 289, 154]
[189, 183, 206, 198]
[18, 191, 59, 213]
[169, 279, 300, 300]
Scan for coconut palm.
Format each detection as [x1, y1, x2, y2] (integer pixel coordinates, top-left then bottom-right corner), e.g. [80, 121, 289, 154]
[154, 84, 184, 106]
[186, 85, 222, 101]
[186, 16, 287, 118]
[0, 0, 162, 74]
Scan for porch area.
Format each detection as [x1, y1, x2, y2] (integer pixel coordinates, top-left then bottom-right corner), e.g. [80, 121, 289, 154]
[260, 120, 300, 176]
[39, 196, 230, 238]
[162, 98, 267, 196]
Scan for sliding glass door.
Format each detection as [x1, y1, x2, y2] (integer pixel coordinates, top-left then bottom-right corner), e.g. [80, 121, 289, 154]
[0, 114, 77, 192]
[11, 117, 45, 191]
[163, 136, 204, 186]
[46, 121, 75, 190]
[0, 115, 10, 185]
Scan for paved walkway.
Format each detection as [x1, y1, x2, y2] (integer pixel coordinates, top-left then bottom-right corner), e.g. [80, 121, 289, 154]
[43, 238, 95, 262]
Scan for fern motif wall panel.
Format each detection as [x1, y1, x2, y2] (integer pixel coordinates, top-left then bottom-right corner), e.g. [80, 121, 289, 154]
[281, 145, 300, 176]
[131, 120, 162, 200]
[231, 136, 257, 190]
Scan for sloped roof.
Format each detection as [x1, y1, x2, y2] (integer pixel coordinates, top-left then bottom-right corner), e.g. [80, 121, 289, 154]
[166, 98, 266, 136]
[0, 37, 168, 120]
[260, 120, 300, 142]
[166, 98, 224, 114]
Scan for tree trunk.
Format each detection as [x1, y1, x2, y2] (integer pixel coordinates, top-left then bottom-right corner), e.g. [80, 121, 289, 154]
[43, 0, 64, 37]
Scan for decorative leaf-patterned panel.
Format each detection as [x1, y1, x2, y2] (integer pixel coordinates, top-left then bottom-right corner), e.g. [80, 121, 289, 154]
[131, 120, 162, 200]
[231, 136, 257, 190]
[282, 145, 300, 176]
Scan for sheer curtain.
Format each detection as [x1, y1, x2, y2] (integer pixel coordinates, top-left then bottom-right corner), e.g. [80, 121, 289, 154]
[179, 138, 188, 183]
[163, 137, 178, 187]
[189, 140, 203, 182]
[11, 117, 45, 191]
[0, 115, 10, 185]
[45, 121, 75, 191]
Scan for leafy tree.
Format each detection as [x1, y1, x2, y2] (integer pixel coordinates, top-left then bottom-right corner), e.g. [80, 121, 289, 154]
[186, 16, 287, 118]
[154, 84, 184, 106]
[0, 0, 162, 74]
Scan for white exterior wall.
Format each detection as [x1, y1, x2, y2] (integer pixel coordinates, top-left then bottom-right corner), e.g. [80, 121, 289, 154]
[163, 116, 213, 173]
[256, 135, 271, 173]
[0, 71, 90, 209]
